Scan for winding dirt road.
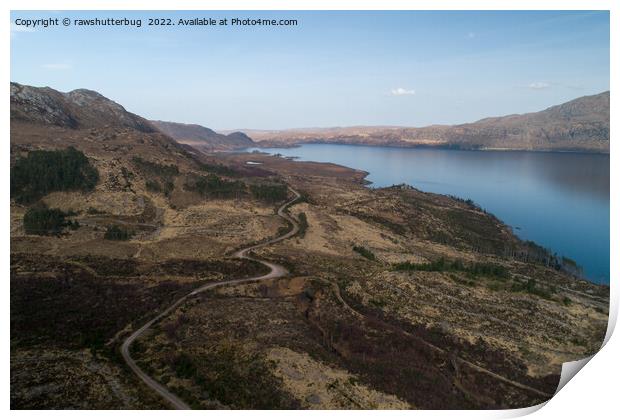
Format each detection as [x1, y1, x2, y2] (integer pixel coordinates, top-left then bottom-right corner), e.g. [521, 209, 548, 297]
[121, 185, 552, 409]
[121, 188, 301, 410]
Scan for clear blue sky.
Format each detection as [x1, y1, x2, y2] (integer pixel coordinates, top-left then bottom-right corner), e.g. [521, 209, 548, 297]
[11, 10, 609, 130]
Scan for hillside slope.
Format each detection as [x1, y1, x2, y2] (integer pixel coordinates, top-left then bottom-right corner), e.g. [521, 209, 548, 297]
[151, 120, 255, 152]
[10, 82, 608, 410]
[10, 82, 156, 133]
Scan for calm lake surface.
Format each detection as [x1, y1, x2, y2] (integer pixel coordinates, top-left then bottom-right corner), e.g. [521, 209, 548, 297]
[248, 144, 610, 284]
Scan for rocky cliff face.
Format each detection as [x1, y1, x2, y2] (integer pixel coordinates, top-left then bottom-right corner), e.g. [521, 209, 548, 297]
[10, 82, 255, 152]
[10, 82, 156, 133]
[150, 120, 255, 151]
[247, 91, 610, 153]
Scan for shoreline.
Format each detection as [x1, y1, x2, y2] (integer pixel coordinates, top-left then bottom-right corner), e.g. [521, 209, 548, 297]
[246, 141, 610, 155]
[234, 147, 608, 286]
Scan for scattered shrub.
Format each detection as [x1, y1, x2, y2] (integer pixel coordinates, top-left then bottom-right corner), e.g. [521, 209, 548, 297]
[199, 162, 241, 177]
[353, 245, 376, 261]
[277, 225, 291, 237]
[146, 179, 174, 196]
[449, 274, 476, 287]
[131, 157, 179, 177]
[510, 278, 552, 299]
[132, 157, 178, 196]
[393, 258, 509, 279]
[487, 282, 503, 292]
[448, 195, 483, 211]
[184, 174, 246, 199]
[249, 183, 288, 203]
[168, 344, 298, 409]
[297, 212, 308, 237]
[86, 207, 105, 215]
[145, 179, 162, 192]
[369, 298, 387, 307]
[103, 225, 133, 241]
[23, 205, 76, 236]
[295, 190, 314, 205]
[172, 353, 196, 379]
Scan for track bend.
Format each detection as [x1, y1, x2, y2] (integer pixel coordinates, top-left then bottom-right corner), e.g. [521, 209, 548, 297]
[121, 188, 301, 409]
[121, 186, 551, 408]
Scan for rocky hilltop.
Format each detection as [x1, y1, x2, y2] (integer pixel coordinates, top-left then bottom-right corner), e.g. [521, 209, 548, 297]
[245, 91, 610, 153]
[10, 83, 256, 152]
[10, 82, 156, 133]
[151, 120, 255, 151]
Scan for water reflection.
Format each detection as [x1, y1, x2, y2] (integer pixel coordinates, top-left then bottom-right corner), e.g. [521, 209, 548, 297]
[249, 144, 610, 284]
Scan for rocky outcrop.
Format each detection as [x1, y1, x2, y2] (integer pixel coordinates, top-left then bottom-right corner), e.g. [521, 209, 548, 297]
[10, 82, 156, 133]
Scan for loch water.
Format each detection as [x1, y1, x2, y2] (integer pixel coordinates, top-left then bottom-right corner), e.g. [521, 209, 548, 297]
[248, 144, 610, 284]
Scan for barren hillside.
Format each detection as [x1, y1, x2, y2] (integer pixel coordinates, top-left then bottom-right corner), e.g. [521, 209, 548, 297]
[244, 92, 610, 153]
[10, 83, 608, 410]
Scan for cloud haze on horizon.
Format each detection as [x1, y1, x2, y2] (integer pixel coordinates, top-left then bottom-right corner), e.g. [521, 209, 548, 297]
[10, 10, 610, 130]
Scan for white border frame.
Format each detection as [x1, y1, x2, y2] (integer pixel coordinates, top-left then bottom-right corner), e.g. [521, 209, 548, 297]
[3, 2, 616, 419]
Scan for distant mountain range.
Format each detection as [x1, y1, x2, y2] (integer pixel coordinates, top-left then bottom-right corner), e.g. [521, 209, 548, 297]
[237, 91, 610, 153]
[150, 120, 254, 152]
[10, 83, 609, 153]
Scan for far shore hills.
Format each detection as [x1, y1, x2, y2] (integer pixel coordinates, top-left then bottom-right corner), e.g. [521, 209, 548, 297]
[216, 91, 609, 154]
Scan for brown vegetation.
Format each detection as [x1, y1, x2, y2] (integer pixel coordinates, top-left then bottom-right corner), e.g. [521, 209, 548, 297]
[10, 83, 608, 410]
